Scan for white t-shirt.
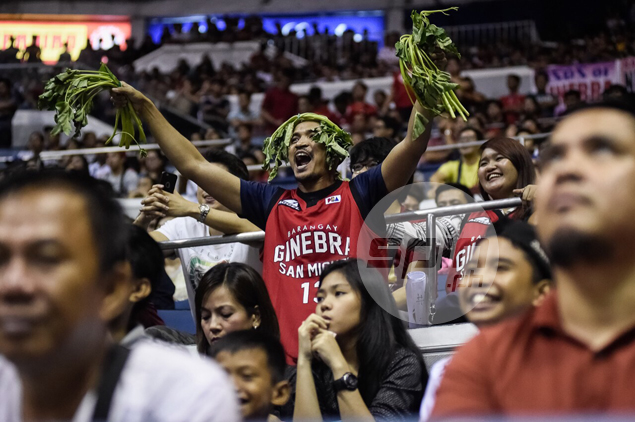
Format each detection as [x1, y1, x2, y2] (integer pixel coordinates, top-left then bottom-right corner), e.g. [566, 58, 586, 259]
[157, 216, 262, 310]
[419, 357, 451, 422]
[0, 341, 240, 422]
[96, 167, 139, 196]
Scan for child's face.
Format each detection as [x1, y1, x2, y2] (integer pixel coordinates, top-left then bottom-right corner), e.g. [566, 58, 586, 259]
[215, 348, 288, 420]
[458, 238, 540, 325]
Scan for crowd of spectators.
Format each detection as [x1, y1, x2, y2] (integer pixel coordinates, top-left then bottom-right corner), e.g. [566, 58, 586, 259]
[2, 68, 635, 421]
[3, 8, 635, 422]
[1, 13, 633, 150]
[1, 14, 634, 213]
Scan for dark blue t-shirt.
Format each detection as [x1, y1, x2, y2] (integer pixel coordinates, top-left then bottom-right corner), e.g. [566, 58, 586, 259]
[239, 164, 389, 230]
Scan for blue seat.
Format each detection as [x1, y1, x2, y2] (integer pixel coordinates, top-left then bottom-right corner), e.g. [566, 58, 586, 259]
[437, 274, 448, 300]
[157, 310, 196, 334]
[174, 299, 190, 310]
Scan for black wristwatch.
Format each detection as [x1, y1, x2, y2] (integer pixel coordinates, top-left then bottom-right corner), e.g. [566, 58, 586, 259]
[332, 372, 358, 392]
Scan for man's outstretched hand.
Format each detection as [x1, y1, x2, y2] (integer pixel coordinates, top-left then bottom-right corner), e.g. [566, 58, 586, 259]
[111, 82, 152, 115]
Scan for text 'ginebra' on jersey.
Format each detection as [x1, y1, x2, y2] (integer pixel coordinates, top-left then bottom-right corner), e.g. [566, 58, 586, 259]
[273, 225, 351, 279]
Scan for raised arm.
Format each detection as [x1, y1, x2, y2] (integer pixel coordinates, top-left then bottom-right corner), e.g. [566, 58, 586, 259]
[381, 101, 434, 193]
[382, 51, 448, 193]
[112, 83, 243, 214]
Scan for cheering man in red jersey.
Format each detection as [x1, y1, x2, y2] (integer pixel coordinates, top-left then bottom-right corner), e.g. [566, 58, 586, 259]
[112, 57, 442, 361]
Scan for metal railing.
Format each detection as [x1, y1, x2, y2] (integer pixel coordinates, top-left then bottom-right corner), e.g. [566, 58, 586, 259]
[445, 20, 539, 46]
[36, 139, 231, 160]
[243, 132, 551, 172]
[159, 197, 523, 325]
[272, 32, 382, 67]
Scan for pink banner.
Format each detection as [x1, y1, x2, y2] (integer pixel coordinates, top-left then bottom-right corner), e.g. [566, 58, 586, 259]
[620, 57, 635, 93]
[547, 61, 620, 102]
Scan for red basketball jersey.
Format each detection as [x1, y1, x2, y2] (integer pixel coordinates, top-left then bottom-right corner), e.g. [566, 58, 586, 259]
[263, 183, 386, 361]
[446, 210, 500, 293]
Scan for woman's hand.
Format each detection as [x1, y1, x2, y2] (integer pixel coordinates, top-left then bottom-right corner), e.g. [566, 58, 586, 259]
[139, 185, 170, 219]
[311, 330, 348, 374]
[298, 313, 328, 363]
[142, 184, 199, 219]
[160, 189, 198, 218]
[513, 184, 538, 204]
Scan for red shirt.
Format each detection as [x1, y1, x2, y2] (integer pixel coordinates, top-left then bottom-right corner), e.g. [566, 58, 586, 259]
[313, 104, 338, 123]
[240, 166, 389, 363]
[345, 101, 377, 121]
[432, 292, 635, 418]
[500, 93, 525, 125]
[393, 71, 415, 109]
[261, 87, 299, 133]
[446, 210, 500, 293]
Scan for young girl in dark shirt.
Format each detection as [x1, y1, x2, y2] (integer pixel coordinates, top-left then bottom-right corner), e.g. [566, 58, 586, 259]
[286, 259, 427, 421]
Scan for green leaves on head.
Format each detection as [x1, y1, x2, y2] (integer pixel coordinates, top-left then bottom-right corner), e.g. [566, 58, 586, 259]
[261, 113, 352, 181]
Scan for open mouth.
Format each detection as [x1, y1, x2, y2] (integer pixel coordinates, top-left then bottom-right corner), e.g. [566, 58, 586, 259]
[469, 291, 501, 311]
[295, 151, 312, 171]
[203, 195, 216, 205]
[486, 172, 502, 182]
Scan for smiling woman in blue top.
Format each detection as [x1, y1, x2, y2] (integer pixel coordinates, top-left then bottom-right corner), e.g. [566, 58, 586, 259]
[111, 58, 440, 361]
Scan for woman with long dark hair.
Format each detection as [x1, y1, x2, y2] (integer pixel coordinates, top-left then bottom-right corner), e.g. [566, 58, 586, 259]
[289, 259, 427, 421]
[195, 262, 280, 355]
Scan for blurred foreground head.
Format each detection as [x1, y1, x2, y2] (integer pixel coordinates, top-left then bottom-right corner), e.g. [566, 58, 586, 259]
[536, 99, 635, 269]
[0, 170, 130, 367]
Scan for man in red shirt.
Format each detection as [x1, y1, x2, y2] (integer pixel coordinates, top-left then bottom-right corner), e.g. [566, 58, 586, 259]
[500, 74, 525, 125]
[392, 70, 415, 122]
[261, 68, 299, 134]
[345, 81, 377, 123]
[432, 99, 635, 417]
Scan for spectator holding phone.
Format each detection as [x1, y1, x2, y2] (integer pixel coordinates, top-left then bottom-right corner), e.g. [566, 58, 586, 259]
[134, 149, 261, 310]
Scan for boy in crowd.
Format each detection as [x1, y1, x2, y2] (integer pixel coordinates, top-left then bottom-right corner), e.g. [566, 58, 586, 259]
[434, 182, 474, 208]
[212, 330, 291, 421]
[420, 220, 552, 420]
